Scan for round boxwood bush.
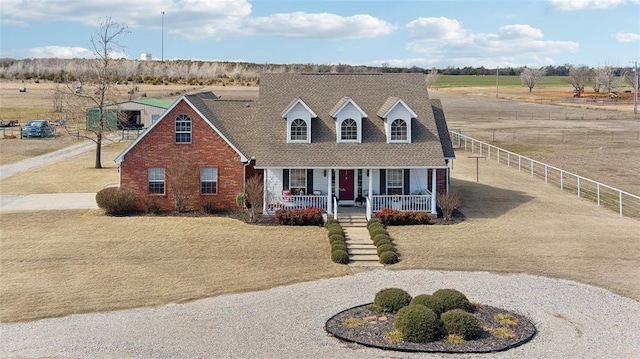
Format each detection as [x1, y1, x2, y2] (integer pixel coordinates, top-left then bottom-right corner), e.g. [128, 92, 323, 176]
[394, 304, 441, 343]
[372, 233, 391, 246]
[331, 249, 349, 264]
[324, 219, 340, 227]
[433, 289, 473, 312]
[329, 234, 345, 244]
[375, 239, 392, 248]
[367, 218, 382, 228]
[379, 251, 398, 264]
[410, 294, 447, 316]
[376, 243, 395, 255]
[327, 227, 344, 237]
[331, 242, 347, 252]
[369, 227, 388, 237]
[373, 288, 412, 313]
[96, 187, 137, 215]
[440, 309, 481, 340]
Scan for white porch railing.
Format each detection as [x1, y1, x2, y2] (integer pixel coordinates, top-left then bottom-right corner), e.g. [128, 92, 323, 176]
[370, 194, 432, 213]
[266, 195, 328, 212]
[365, 197, 372, 221]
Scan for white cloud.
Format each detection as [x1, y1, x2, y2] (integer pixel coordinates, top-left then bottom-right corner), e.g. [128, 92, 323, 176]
[613, 32, 640, 42]
[245, 12, 396, 39]
[23, 46, 128, 59]
[403, 17, 579, 68]
[548, 0, 632, 10]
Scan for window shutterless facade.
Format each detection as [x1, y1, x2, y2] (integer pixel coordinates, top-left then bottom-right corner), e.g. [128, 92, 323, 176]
[200, 167, 218, 194]
[390, 119, 407, 141]
[175, 114, 192, 143]
[340, 118, 358, 141]
[290, 118, 307, 141]
[148, 168, 165, 194]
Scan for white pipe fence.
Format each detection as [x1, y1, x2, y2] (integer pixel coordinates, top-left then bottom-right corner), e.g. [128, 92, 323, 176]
[450, 130, 640, 218]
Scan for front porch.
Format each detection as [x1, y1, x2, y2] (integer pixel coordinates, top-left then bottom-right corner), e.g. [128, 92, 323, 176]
[262, 167, 448, 220]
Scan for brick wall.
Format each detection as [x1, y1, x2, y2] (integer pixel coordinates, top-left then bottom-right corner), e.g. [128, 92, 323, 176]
[119, 100, 249, 212]
[426, 168, 449, 194]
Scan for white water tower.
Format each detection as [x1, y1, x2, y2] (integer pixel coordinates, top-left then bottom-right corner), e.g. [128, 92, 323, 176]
[140, 53, 152, 61]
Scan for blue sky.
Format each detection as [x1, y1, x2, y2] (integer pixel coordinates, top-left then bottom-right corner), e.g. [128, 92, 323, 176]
[1, 0, 638, 68]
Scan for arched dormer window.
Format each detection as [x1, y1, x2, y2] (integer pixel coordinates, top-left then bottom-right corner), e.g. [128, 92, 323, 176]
[175, 114, 191, 143]
[340, 118, 358, 141]
[290, 118, 307, 141]
[390, 119, 407, 141]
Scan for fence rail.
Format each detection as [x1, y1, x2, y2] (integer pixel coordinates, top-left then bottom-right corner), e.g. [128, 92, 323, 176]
[450, 130, 640, 218]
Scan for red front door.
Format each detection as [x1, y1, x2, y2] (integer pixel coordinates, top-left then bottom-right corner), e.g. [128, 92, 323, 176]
[338, 170, 354, 201]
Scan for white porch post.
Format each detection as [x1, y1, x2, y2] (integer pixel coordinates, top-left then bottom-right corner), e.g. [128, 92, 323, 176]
[446, 166, 450, 194]
[263, 170, 268, 215]
[368, 169, 373, 219]
[431, 168, 437, 215]
[327, 168, 333, 214]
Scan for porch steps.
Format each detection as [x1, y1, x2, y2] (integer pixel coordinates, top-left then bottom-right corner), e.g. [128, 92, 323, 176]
[340, 219, 383, 268]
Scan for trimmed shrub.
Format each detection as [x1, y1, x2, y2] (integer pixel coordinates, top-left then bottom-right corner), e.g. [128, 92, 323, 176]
[394, 304, 441, 343]
[331, 242, 347, 252]
[375, 239, 392, 248]
[377, 243, 395, 255]
[372, 233, 391, 246]
[367, 218, 382, 228]
[331, 249, 349, 264]
[379, 251, 398, 264]
[375, 208, 432, 226]
[96, 187, 136, 215]
[410, 294, 447, 316]
[276, 207, 324, 226]
[329, 234, 345, 244]
[327, 227, 345, 237]
[440, 309, 481, 340]
[369, 227, 388, 238]
[324, 219, 340, 227]
[374, 288, 411, 313]
[433, 289, 473, 312]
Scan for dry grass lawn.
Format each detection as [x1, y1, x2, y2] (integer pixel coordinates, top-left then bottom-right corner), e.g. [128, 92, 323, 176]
[0, 210, 351, 322]
[0, 141, 125, 194]
[0, 134, 85, 166]
[392, 153, 640, 301]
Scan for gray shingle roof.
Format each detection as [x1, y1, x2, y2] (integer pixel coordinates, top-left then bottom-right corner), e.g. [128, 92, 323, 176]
[186, 93, 257, 158]
[254, 73, 451, 168]
[429, 99, 456, 159]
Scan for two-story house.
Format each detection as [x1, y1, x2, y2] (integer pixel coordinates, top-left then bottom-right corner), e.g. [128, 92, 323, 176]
[114, 73, 455, 220]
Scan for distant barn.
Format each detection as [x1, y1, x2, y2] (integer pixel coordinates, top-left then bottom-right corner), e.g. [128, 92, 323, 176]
[86, 98, 172, 131]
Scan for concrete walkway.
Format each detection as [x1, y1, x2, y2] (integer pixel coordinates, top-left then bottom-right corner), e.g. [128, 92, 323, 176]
[0, 193, 98, 212]
[336, 206, 383, 267]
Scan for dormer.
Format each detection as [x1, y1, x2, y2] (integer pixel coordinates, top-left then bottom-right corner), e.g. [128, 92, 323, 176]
[330, 97, 367, 143]
[377, 97, 417, 144]
[281, 97, 316, 143]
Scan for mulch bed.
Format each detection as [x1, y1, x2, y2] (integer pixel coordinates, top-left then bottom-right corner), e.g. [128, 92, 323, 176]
[325, 304, 536, 353]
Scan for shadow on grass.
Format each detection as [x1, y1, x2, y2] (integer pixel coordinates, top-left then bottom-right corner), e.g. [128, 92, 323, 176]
[453, 178, 533, 219]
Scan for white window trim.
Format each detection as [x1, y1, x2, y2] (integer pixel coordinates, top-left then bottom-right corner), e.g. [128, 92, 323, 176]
[386, 168, 403, 195]
[288, 118, 309, 143]
[200, 167, 218, 194]
[175, 114, 192, 144]
[390, 119, 409, 142]
[148, 168, 166, 195]
[339, 118, 360, 143]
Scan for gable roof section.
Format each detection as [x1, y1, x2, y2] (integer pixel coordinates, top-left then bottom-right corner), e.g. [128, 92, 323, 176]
[330, 97, 368, 118]
[114, 92, 253, 164]
[377, 97, 418, 119]
[255, 73, 448, 168]
[429, 99, 456, 159]
[280, 97, 317, 118]
[131, 98, 172, 108]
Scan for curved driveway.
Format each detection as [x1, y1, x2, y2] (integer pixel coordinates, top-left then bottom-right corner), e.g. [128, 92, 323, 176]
[1, 269, 639, 358]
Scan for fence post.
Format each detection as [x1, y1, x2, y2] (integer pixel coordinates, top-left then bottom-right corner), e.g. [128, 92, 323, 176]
[619, 192, 623, 216]
[507, 153, 510, 167]
[560, 171, 564, 190]
[545, 165, 548, 184]
[577, 177, 581, 197]
[597, 184, 600, 206]
[530, 160, 534, 177]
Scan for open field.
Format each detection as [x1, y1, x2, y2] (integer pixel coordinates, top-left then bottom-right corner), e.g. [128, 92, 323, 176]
[434, 75, 570, 87]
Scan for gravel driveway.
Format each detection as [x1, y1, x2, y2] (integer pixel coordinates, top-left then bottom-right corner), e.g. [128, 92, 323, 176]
[1, 269, 638, 359]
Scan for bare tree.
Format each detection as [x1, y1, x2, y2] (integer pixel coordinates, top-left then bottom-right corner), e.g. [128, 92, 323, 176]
[594, 65, 617, 94]
[168, 156, 198, 212]
[64, 17, 129, 168]
[566, 65, 592, 90]
[520, 67, 546, 92]
[242, 175, 264, 224]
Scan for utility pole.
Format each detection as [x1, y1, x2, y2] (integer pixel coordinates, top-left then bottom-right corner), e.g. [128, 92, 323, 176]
[496, 67, 499, 98]
[634, 61, 638, 115]
[161, 11, 165, 62]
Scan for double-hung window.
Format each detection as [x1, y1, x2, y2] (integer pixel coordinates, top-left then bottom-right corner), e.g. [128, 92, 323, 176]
[387, 169, 403, 195]
[200, 168, 217, 194]
[289, 169, 306, 193]
[340, 118, 358, 141]
[148, 168, 165, 194]
[290, 119, 307, 141]
[175, 114, 191, 143]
